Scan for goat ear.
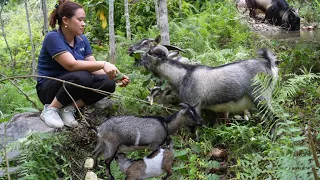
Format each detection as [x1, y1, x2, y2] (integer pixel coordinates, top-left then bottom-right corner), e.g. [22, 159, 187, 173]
[163, 45, 186, 53]
[193, 103, 200, 108]
[155, 35, 161, 44]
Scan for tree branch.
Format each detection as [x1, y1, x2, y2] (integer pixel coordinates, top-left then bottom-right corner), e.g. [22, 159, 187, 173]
[0, 73, 40, 110]
[0, 75, 179, 112]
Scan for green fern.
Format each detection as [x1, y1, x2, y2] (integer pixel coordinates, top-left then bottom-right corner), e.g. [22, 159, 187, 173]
[233, 70, 320, 179]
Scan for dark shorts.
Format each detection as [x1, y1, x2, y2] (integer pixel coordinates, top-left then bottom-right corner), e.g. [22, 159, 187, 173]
[36, 71, 116, 106]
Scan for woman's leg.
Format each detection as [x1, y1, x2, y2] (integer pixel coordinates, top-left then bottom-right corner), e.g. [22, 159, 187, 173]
[36, 71, 94, 128]
[37, 71, 93, 107]
[79, 74, 116, 105]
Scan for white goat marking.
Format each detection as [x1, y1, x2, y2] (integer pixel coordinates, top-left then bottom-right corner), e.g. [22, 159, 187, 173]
[143, 149, 165, 179]
[271, 66, 279, 80]
[208, 95, 255, 112]
[135, 129, 141, 146]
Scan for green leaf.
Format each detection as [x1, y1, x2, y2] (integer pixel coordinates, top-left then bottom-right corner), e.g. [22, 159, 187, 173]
[174, 149, 189, 157]
[132, 50, 145, 59]
[142, 78, 150, 87]
[291, 136, 307, 142]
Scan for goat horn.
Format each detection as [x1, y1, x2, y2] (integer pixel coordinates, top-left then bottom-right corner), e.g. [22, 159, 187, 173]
[167, 51, 180, 59]
[150, 45, 169, 57]
[179, 102, 191, 108]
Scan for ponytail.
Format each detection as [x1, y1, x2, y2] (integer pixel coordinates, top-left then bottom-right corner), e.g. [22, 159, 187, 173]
[48, 0, 79, 29]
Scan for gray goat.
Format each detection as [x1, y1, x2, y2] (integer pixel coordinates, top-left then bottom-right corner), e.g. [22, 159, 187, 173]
[141, 45, 278, 121]
[129, 37, 197, 107]
[128, 37, 196, 66]
[92, 103, 203, 180]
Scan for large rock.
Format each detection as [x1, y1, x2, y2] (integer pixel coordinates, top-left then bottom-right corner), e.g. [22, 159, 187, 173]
[0, 112, 55, 143]
[0, 98, 116, 178]
[0, 112, 55, 177]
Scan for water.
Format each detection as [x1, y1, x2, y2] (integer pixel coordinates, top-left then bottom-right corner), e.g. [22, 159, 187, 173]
[264, 29, 320, 42]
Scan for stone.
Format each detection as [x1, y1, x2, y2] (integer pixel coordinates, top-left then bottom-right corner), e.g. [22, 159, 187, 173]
[0, 112, 55, 143]
[84, 158, 95, 169]
[84, 171, 98, 180]
[0, 112, 55, 178]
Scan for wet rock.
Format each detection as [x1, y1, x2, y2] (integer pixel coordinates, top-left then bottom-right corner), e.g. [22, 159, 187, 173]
[208, 148, 228, 160]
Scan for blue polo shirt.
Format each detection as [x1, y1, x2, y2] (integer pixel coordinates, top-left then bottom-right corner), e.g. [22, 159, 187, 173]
[37, 27, 93, 84]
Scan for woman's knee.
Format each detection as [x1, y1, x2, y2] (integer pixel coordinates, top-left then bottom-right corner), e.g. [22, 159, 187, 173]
[65, 71, 93, 87]
[93, 74, 116, 93]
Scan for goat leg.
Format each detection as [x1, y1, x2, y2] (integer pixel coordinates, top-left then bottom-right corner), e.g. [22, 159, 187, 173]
[105, 157, 115, 180]
[92, 141, 105, 168]
[162, 171, 172, 180]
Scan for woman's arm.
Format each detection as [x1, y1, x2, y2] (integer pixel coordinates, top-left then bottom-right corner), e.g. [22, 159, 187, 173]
[85, 55, 107, 75]
[85, 55, 130, 87]
[54, 52, 118, 79]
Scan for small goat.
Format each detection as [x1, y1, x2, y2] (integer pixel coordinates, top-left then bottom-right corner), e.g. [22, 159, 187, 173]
[115, 147, 174, 180]
[141, 45, 278, 123]
[146, 86, 180, 105]
[92, 103, 203, 180]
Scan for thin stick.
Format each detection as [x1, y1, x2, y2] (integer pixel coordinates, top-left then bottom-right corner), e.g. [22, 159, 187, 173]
[312, 167, 319, 180]
[0, 75, 178, 112]
[308, 124, 320, 168]
[4, 124, 10, 180]
[0, 112, 22, 180]
[62, 83, 90, 127]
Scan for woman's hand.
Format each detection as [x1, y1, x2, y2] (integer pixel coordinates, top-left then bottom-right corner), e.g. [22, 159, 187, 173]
[103, 62, 119, 80]
[117, 75, 130, 87]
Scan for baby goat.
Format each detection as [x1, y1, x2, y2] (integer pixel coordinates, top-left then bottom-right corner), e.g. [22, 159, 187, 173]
[92, 103, 203, 180]
[115, 147, 174, 180]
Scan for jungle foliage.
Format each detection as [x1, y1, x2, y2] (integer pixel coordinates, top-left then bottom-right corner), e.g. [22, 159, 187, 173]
[0, 0, 320, 179]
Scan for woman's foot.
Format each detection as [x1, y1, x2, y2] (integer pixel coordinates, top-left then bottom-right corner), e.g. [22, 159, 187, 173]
[40, 105, 64, 128]
[60, 105, 78, 127]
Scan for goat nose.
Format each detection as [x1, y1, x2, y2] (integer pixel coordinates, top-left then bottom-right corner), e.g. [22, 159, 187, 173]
[128, 47, 134, 55]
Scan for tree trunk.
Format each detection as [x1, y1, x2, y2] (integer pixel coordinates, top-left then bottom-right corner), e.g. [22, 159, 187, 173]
[179, 0, 182, 17]
[41, 0, 48, 34]
[124, 0, 131, 40]
[109, 0, 115, 64]
[0, 3, 14, 74]
[24, 0, 36, 75]
[158, 0, 170, 45]
[154, 0, 160, 28]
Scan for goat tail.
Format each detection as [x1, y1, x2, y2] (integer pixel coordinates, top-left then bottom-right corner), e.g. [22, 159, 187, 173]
[257, 48, 278, 69]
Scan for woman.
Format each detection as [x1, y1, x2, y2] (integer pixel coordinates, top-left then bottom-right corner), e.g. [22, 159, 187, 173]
[36, 0, 129, 128]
